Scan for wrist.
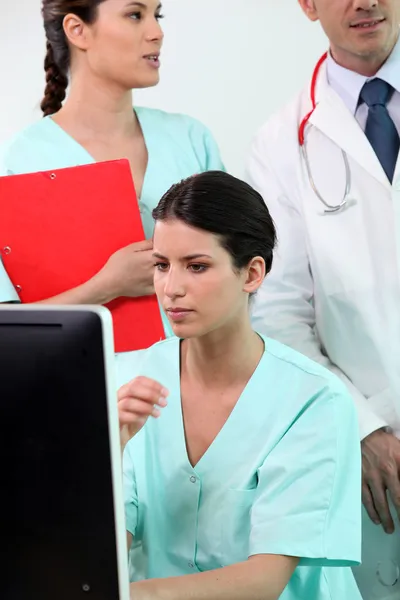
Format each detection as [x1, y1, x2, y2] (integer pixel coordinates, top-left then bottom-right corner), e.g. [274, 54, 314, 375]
[362, 427, 389, 444]
[88, 270, 118, 304]
[130, 580, 162, 600]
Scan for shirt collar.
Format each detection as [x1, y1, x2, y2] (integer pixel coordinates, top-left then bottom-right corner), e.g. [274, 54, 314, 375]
[326, 33, 400, 115]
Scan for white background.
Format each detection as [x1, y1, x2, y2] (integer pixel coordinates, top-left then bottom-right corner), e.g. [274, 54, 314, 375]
[0, 0, 328, 176]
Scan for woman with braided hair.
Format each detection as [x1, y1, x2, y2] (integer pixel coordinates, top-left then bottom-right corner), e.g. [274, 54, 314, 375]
[0, 0, 224, 335]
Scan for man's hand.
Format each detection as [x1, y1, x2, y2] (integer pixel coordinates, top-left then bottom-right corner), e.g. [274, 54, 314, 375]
[361, 429, 400, 533]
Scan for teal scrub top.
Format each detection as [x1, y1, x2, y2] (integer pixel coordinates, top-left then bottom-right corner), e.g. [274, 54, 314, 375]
[0, 107, 224, 337]
[118, 335, 362, 600]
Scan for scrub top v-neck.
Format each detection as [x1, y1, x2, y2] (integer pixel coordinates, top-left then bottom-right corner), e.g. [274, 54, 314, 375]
[119, 335, 362, 600]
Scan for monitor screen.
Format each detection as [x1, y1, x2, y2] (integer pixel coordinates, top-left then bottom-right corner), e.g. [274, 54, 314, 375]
[0, 306, 129, 600]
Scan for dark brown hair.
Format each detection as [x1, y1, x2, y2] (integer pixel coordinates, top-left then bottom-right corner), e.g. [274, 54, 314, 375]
[41, 0, 106, 116]
[153, 171, 277, 276]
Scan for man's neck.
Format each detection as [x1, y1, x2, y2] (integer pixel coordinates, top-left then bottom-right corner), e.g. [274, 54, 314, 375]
[330, 40, 397, 77]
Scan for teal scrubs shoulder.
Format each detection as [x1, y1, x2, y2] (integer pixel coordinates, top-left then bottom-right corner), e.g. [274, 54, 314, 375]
[0, 107, 224, 336]
[118, 335, 362, 599]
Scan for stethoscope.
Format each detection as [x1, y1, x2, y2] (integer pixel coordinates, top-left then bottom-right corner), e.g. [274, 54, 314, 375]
[298, 52, 352, 214]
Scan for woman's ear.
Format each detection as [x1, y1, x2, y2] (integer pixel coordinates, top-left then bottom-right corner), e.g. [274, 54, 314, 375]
[63, 13, 90, 51]
[243, 257, 266, 295]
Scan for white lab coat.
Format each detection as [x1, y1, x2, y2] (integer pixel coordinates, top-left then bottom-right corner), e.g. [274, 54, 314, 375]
[246, 62, 400, 600]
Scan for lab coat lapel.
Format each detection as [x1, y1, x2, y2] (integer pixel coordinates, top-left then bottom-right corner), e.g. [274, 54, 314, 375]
[308, 65, 391, 190]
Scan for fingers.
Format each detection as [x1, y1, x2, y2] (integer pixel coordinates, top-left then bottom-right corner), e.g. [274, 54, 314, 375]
[361, 430, 400, 533]
[119, 397, 162, 421]
[366, 475, 394, 534]
[362, 481, 381, 526]
[385, 473, 400, 526]
[130, 239, 153, 252]
[118, 377, 169, 439]
[118, 376, 168, 407]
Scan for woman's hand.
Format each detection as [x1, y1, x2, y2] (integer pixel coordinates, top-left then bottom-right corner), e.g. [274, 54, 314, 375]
[37, 240, 155, 306]
[96, 239, 156, 301]
[118, 376, 169, 447]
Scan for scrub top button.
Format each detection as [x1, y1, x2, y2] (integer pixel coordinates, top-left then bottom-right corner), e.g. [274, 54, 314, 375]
[189, 475, 197, 483]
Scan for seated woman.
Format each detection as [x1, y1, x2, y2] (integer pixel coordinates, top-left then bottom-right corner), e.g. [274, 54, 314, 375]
[117, 171, 363, 600]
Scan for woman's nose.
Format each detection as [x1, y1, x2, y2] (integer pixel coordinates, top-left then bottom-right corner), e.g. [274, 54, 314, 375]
[164, 270, 185, 298]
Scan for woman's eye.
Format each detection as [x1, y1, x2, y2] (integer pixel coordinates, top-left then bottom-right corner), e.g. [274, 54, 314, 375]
[154, 262, 168, 271]
[129, 12, 164, 21]
[189, 264, 208, 273]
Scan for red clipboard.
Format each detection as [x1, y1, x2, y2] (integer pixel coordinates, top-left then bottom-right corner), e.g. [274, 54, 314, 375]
[0, 159, 165, 352]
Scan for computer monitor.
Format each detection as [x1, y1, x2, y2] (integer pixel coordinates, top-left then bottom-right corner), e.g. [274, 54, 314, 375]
[0, 306, 129, 600]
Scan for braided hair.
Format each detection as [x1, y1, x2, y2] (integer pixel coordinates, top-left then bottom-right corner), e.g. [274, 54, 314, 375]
[41, 0, 106, 116]
[41, 40, 69, 116]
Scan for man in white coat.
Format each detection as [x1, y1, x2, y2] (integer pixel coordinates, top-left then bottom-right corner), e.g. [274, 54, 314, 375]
[246, 1, 400, 599]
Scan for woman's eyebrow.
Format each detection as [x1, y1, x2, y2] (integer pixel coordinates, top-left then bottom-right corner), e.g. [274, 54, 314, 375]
[152, 252, 212, 260]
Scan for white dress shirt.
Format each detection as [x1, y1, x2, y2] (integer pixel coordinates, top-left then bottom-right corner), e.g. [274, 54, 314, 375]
[327, 34, 400, 135]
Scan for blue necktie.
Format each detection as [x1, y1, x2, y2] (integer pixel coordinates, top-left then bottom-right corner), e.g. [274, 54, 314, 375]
[359, 78, 400, 182]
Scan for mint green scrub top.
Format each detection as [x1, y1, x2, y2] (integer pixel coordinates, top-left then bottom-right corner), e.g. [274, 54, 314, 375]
[118, 335, 363, 600]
